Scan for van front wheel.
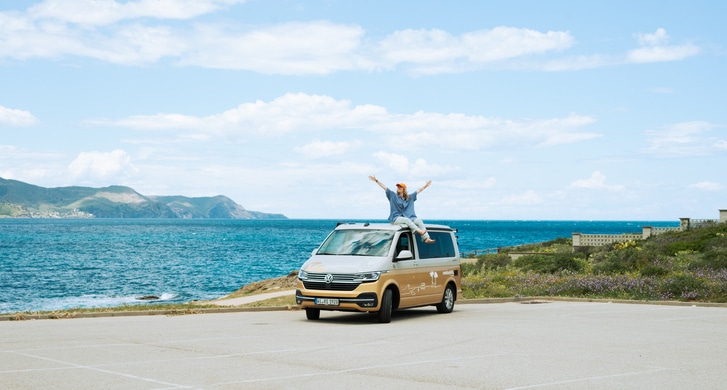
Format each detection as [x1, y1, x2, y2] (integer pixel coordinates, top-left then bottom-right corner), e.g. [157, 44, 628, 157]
[377, 289, 393, 323]
[436, 284, 455, 313]
[306, 308, 320, 320]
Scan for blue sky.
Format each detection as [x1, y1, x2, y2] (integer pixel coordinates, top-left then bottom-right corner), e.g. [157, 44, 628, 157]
[1, 0, 725, 220]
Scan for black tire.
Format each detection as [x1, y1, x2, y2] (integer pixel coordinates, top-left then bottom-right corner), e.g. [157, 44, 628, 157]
[377, 289, 393, 323]
[305, 308, 320, 320]
[436, 284, 456, 313]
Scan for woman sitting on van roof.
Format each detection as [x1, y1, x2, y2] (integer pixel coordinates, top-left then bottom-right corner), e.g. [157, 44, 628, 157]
[369, 175, 435, 244]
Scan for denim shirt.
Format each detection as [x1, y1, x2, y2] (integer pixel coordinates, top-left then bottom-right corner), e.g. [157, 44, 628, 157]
[385, 188, 418, 222]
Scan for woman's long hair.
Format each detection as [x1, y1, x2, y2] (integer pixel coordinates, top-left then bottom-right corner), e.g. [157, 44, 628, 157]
[400, 188, 409, 201]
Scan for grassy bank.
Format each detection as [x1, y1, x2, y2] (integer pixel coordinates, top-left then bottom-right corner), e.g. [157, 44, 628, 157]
[462, 223, 727, 303]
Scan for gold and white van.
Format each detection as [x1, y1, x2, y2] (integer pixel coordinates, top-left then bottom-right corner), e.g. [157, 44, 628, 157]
[296, 222, 462, 323]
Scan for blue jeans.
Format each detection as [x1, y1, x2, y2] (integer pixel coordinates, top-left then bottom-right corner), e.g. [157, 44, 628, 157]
[393, 216, 430, 240]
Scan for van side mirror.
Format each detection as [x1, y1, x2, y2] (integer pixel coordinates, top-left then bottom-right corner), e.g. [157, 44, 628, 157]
[395, 250, 413, 260]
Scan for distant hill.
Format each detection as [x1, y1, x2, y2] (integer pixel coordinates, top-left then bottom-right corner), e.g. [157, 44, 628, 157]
[0, 177, 286, 219]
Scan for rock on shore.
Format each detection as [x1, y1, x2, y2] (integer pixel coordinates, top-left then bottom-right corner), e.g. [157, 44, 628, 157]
[227, 270, 299, 297]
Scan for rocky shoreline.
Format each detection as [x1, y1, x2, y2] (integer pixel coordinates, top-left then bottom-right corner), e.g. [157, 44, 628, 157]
[223, 271, 299, 299]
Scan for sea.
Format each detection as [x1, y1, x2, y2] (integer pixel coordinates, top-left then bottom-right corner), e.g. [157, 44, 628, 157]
[0, 218, 680, 314]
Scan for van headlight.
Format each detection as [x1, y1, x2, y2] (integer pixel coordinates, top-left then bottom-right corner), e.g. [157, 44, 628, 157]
[298, 269, 308, 281]
[353, 271, 382, 283]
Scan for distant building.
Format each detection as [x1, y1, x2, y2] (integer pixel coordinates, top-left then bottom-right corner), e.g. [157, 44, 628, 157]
[572, 209, 727, 249]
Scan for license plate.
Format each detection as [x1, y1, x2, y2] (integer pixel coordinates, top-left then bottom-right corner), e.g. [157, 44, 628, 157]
[315, 298, 339, 306]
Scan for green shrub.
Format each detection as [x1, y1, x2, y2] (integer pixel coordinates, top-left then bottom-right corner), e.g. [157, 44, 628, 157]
[461, 253, 512, 276]
[461, 262, 479, 277]
[459, 224, 727, 302]
[660, 273, 705, 300]
[656, 224, 727, 255]
[591, 246, 642, 274]
[512, 253, 583, 274]
[688, 249, 727, 270]
[639, 265, 669, 277]
[479, 253, 511, 271]
[667, 240, 705, 254]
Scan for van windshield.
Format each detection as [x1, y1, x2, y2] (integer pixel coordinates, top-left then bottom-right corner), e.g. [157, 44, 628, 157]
[316, 229, 394, 257]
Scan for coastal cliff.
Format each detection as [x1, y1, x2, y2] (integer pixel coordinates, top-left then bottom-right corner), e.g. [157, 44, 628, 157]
[0, 177, 286, 219]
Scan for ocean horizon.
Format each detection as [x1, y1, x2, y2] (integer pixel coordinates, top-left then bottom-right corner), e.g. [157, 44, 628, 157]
[0, 218, 680, 313]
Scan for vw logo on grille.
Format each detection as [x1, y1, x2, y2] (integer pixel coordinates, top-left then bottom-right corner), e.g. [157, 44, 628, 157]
[324, 273, 334, 284]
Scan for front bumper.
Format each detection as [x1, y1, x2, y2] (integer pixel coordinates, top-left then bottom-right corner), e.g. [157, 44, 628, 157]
[296, 290, 379, 310]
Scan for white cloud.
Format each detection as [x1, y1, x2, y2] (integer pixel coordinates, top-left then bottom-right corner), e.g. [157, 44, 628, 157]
[636, 28, 670, 46]
[180, 21, 371, 74]
[570, 171, 624, 191]
[446, 178, 497, 190]
[628, 28, 700, 63]
[90, 93, 385, 136]
[644, 121, 724, 157]
[0, 3, 576, 74]
[0, 7, 368, 71]
[0, 4, 701, 74]
[0, 0, 245, 65]
[523, 114, 601, 146]
[91, 93, 601, 151]
[628, 45, 701, 63]
[372, 151, 455, 177]
[378, 26, 574, 74]
[27, 0, 244, 25]
[0, 14, 187, 64]
[372, 151, 409, 173]
[92, 112, 204, 131]
[0, 105, 39, 126]
[68, 149, 135, 179]
[688, 181, 723, 191]
[295, 140, 358, 159]
[540, 28, 700, 71]
[0, 167, 54, 182]
[0, 145, 68, 184]
[373, 111, 600, 150]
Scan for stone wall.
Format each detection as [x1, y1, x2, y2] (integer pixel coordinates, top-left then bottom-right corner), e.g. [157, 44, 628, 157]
[572, 232, 644, 247]
[572, 209, 724, 249]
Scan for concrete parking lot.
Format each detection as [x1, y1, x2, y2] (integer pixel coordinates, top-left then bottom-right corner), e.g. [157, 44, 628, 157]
[2, 301, 727, 389]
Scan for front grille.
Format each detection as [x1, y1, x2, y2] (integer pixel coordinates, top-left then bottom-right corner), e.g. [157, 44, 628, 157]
[302, 272, 361, 291]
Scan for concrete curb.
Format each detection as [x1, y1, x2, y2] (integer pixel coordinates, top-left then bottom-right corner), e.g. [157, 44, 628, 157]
[459, 296, 727, 308]
[0, 305, 301, 321]
[3, 294, 726, 321]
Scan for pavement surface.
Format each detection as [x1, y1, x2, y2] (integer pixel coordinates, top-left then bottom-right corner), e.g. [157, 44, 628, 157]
[2, 300, 727, 389]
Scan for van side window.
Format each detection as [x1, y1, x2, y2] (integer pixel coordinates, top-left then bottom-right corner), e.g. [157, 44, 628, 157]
[395, 234, 411, 258]
[416, 232, 455, 259]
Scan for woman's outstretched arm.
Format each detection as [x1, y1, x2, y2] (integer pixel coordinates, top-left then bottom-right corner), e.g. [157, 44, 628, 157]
[417, 180, 432, 194]
[369, 175, 387, 191]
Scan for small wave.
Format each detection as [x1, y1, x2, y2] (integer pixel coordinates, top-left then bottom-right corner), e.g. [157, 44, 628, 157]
[158, 292, 177, 301]
[148, 293, 178, 301]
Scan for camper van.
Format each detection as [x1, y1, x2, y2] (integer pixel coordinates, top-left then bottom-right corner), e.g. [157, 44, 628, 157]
[296, 222, 462, 323]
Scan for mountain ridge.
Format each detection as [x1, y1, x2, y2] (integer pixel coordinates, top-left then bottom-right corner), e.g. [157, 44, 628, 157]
[0, 177, 286, 219]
